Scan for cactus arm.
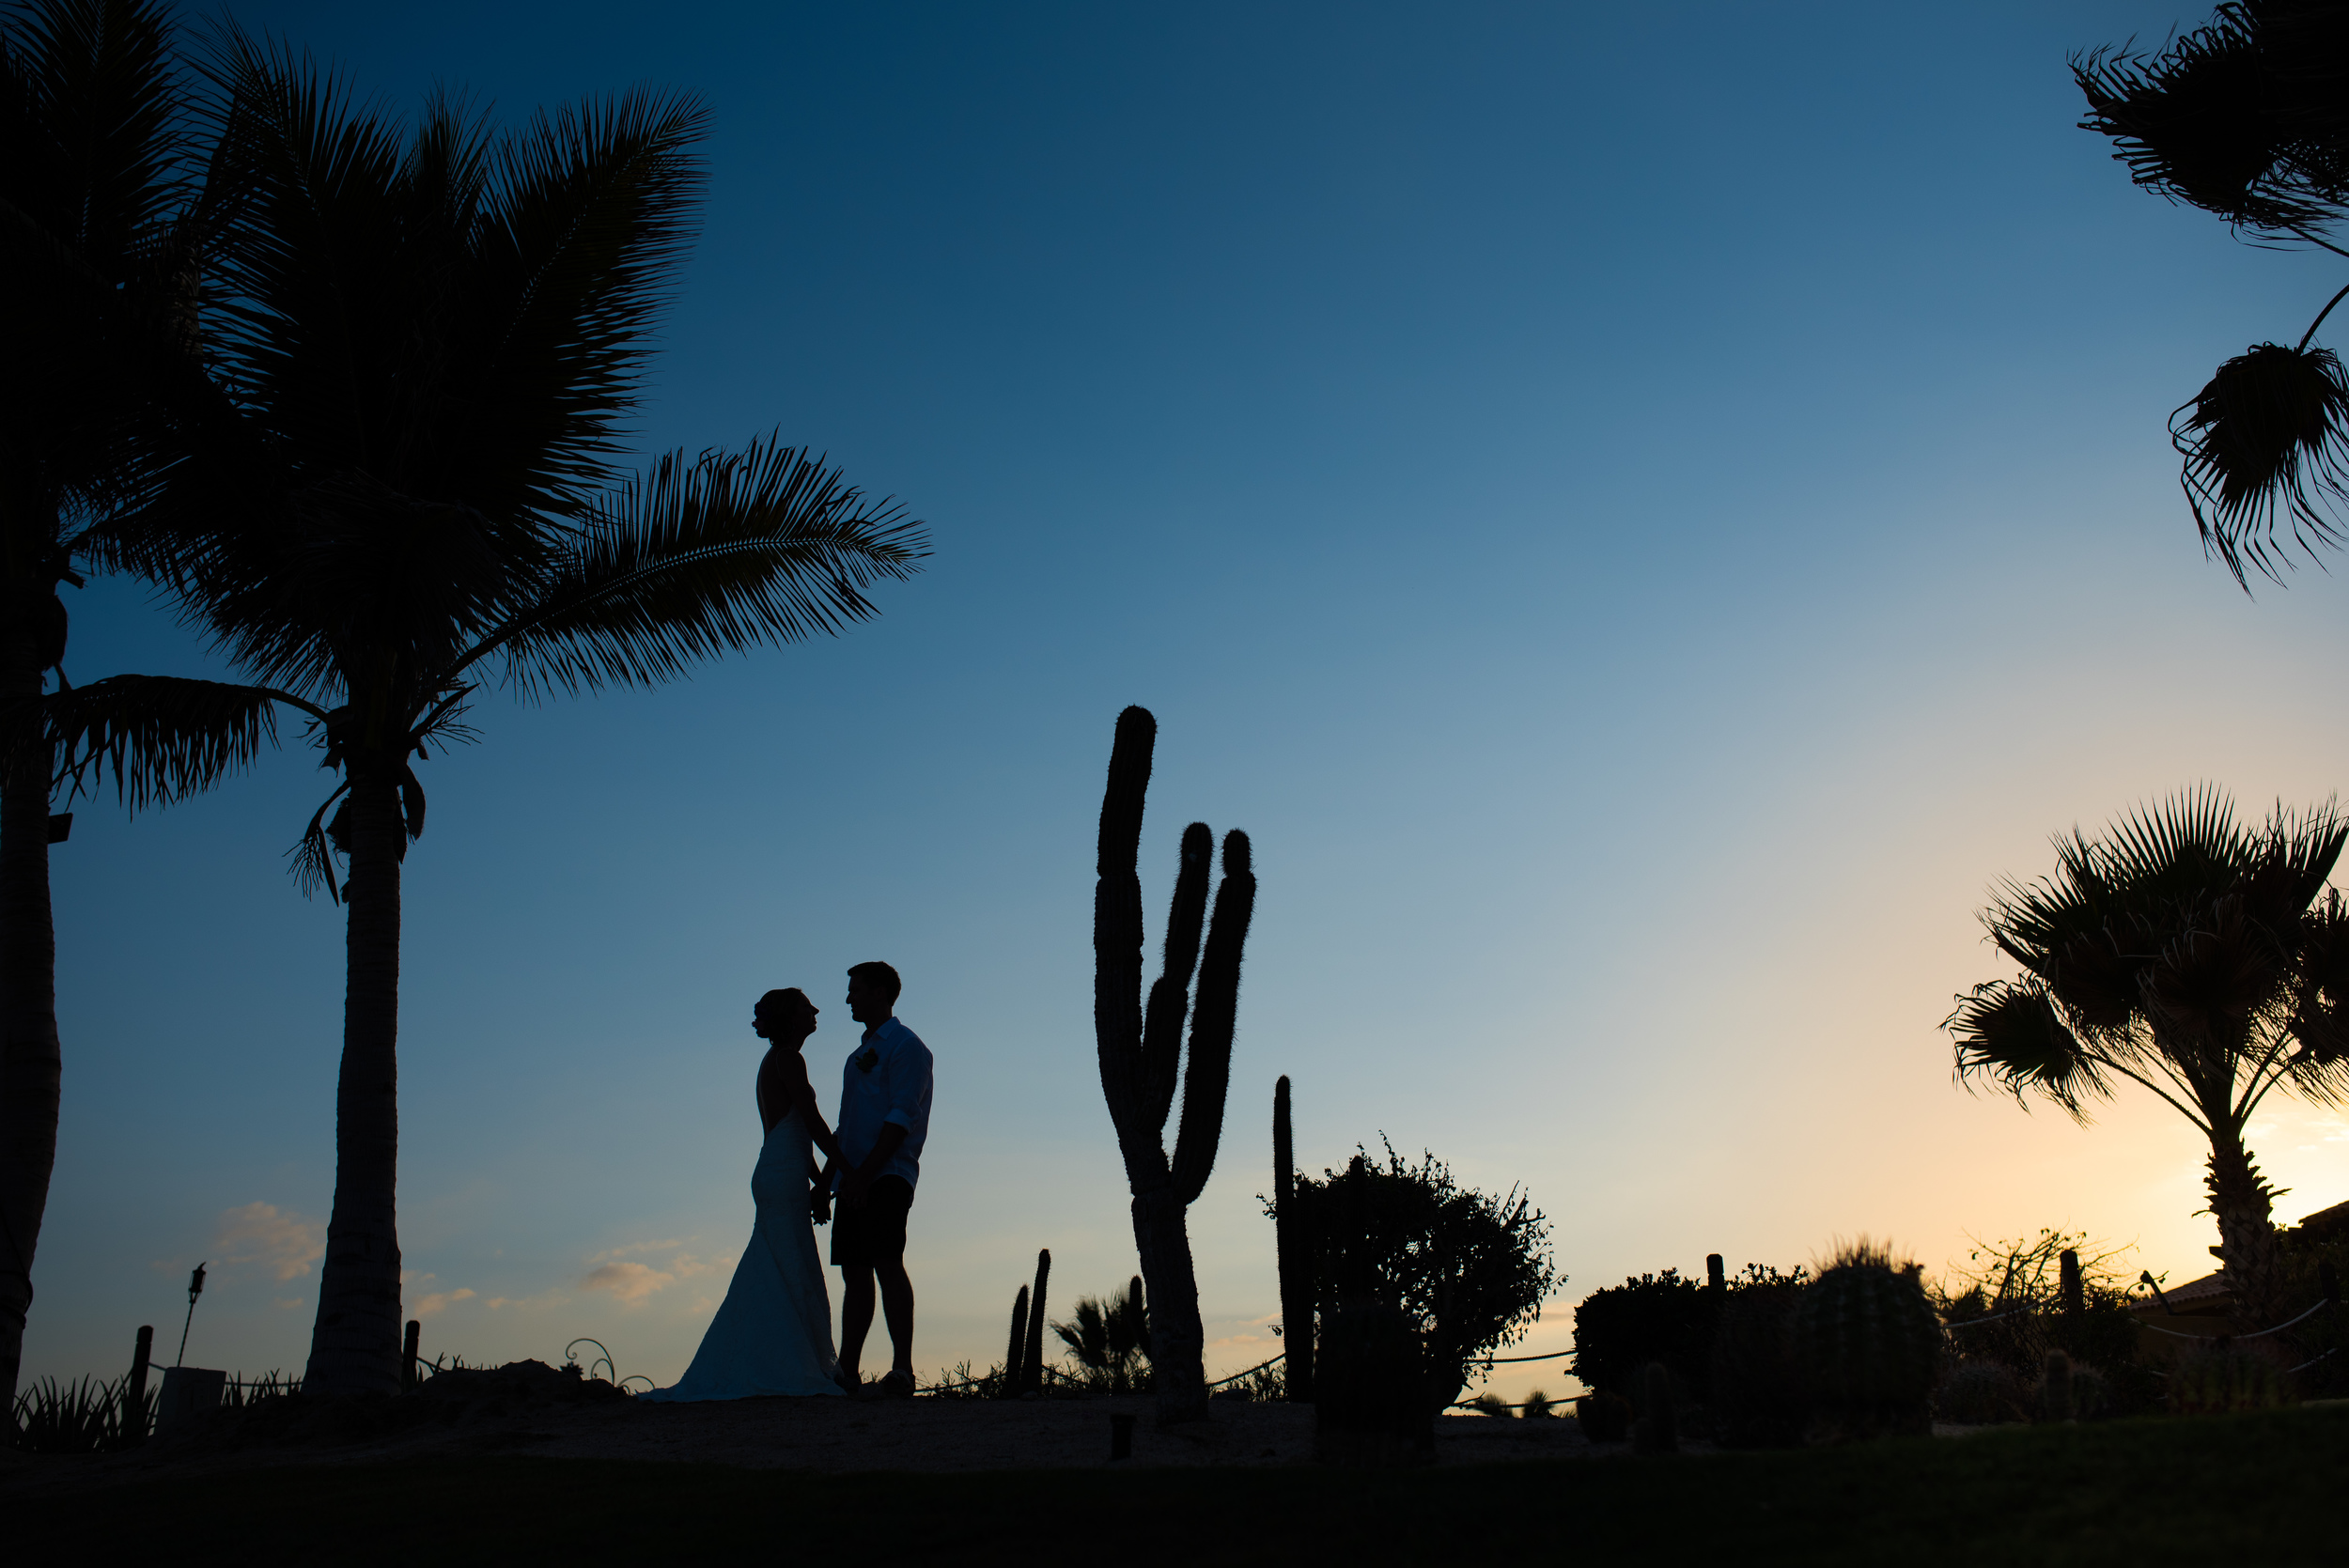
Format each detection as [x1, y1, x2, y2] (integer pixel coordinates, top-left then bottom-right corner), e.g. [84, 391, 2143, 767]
[1023, 1250, 1052, 1394]
[1171, 831, 1255, 1205]
[1141, 822, 1214, 1134]
[1095, 707, 1159, 1182]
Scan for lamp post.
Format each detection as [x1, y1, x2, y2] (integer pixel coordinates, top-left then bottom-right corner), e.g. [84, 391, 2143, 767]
[176, 1263, 207, 1366]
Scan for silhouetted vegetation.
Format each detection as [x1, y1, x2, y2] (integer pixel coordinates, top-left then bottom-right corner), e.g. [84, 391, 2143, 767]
[20, 24, 929, 1397]
[2075, 5, 2349, 582]
[1946, 788, 2349, 1332]
[1092, 706, 1256, 1423]
[1278, 1141, 1556, 1417]
[1051, 1276, 1152, 1396]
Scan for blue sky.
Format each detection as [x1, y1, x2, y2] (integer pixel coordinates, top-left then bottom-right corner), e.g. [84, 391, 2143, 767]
[26, 2, 2349, 1399]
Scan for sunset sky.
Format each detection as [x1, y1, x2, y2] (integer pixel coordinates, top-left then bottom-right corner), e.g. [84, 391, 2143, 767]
[26, 1, 2349, 1402]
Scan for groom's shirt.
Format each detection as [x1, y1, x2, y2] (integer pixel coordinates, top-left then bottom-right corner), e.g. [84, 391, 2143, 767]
[836, 1017, 933, 1191]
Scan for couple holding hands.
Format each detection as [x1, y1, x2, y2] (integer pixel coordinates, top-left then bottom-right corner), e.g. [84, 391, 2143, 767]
[644, 961, 934, 1402]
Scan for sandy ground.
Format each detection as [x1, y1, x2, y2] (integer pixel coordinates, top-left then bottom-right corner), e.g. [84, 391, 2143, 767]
[0, 1395, 1626, 1497]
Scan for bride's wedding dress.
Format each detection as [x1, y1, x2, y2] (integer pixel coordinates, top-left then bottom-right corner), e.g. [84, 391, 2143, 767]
[643, 1098, 845, 1401]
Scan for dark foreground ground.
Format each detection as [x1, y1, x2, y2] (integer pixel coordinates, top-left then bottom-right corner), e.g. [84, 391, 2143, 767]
[8, 1404, 2343, 1565]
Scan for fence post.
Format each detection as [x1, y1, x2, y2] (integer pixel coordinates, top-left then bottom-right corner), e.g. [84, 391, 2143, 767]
[401, 1320, 421, 1392]
[126, 1326, 154, 1445]
[1706, 1254, 1725, 1294]
[2060, 1250, 2082, 1315]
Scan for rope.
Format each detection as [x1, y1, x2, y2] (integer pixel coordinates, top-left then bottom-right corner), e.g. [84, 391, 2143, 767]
[1206, 1353, 1285, 1389]
[1473, 1348, 1573, 1365]
[1942, 1306, 2031, 1329]
[2137, 1297, 2332, 1341]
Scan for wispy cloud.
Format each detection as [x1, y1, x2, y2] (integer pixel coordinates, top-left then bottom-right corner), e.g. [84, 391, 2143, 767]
[215, 1203, 325, 1282]
[579, 1261, 674, 1304]
[414, 1288, 476, 1318]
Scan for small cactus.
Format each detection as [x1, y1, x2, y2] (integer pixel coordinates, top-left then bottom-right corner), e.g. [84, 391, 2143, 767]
[2040, 1348, 2073, 1422]
[1273, 1075, 1315, 1402]
[1790, 1240, 1940, 1439]
[1001, 1285, 1029, 1401]
[1022, 1250, 1052, 1395]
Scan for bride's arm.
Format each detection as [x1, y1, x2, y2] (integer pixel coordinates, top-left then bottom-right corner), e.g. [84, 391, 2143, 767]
[786, 1051, 845, 1164]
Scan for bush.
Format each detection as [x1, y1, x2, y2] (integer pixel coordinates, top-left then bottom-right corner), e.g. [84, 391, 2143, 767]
[1710, 1278, 1808, 1447]
[1935, 1228, 2158, 1418]
[1573, 1260, 1808, 1408]
[1050, 1279, 1153, 1397]
[2169, 1340, 2291, 1414]
[1279, 1141, 1558, 1411]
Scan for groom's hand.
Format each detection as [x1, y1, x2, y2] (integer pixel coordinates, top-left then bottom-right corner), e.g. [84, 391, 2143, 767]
[837, 1166, 873, 1207]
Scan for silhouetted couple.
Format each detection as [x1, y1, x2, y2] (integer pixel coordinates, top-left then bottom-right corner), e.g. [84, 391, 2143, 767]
[643, 962, 935, 1403]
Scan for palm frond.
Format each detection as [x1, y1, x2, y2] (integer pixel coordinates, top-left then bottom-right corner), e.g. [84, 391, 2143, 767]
[457, 85, 710, 518]
[450, 437, 928, 698]
[2073, 12, 2336, 235]
[1946, 979, 2108, 1121]
[2, 0, 191, 259]
[41, 673, 309, 814]
[2171, 343, 2349, 585]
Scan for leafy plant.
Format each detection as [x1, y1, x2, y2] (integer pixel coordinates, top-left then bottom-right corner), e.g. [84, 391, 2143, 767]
[1933, 1228, 2155, 1413]
[1277, 1141, 1557, 1412]
[2169, 1340, 2291, 1415]
[8, 1371, 152, 1452]
[1574, 1389, 1631, 1442]
[1574, 1260, 1807, 1405]
[1051, 1276, 1153, 1397]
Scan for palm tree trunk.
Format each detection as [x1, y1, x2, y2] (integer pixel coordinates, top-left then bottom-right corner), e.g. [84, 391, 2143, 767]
[0, 621, 58, 1407]
[1132, 1185, 1207, 1423]
[2204, 1126, 2282, 1333]
[303, 773, 404, 1395]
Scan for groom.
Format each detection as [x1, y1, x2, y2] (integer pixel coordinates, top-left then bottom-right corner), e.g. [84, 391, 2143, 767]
[823, 960, 933, 1398]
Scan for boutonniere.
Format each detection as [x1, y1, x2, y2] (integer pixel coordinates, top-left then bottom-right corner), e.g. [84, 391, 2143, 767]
[854, 1047, 880, 1074]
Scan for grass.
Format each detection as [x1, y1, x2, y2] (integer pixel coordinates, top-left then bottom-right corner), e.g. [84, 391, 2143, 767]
[10, 1405, 2343, 1565]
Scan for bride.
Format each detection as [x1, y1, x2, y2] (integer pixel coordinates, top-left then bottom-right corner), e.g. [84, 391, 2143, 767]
[643, 987, 848, 1401]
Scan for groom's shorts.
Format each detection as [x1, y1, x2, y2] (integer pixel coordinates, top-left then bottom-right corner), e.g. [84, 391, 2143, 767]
[832, 1176, 914, 1269]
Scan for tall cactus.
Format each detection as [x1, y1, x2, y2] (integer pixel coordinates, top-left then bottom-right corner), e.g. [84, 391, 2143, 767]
[1094, 706, 1257, 1424]
[1273, 1075, 1315, 1401]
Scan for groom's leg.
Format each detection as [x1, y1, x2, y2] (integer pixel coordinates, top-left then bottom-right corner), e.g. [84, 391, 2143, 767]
[876, 1259, 915, 1375]
[839, 1264, 877, 1381]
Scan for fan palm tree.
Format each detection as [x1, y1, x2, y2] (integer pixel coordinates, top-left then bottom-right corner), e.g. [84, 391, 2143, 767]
[1052, 1276, 1152, 1394]
[1946, 788, 2349, 1329]
[0, 0, 282, 1407]
[2076, 4, 2349, 584]
[82, 36, 929, 1395]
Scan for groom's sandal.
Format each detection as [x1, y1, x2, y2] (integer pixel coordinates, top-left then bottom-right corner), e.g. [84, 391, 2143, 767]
[876, 1370, 916, 1400]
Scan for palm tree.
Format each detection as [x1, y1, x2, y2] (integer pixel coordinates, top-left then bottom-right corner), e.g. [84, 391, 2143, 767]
[92, 36, 928, 1395]
[1945, 788, 2349, 1330]
[2075, 5, 2349, 584]
[0, 0, 274, 1407]
[1052, 1276, 1152, 1395]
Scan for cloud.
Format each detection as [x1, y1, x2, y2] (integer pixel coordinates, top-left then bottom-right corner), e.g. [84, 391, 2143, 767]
[578, 1261, 675, 1304]
[586, 1238, 692, 1265]
[414, 1288, 476, 1318]
[214, 1203, 325, 1282]
[671, 1253, 732, 1280]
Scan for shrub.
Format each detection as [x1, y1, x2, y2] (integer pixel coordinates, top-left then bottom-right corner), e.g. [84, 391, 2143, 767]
[1278, 1141, 1558, 1412]
[1935, 1228, 2158, 1417]
[1574, 1260, 1807, 1408]
[1709, 1277, 1808, 1447]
